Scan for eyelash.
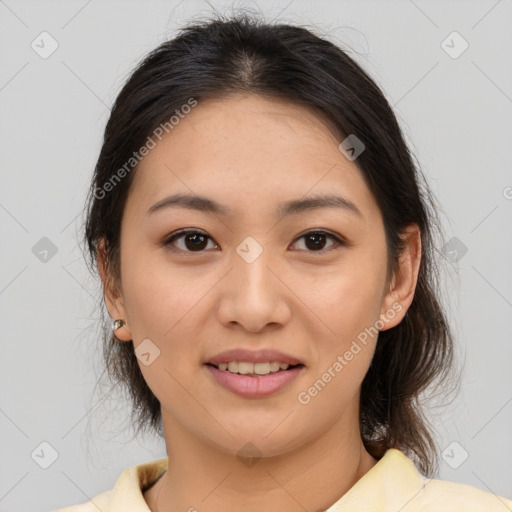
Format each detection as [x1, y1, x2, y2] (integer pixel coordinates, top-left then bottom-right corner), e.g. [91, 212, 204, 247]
[162, 229, 345, 256]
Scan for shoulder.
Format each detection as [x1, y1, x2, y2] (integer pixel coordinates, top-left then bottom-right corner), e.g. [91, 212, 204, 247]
[51, 457, 168, 512]
[336, 448, 512, 512]
[413, 476, 512, 511]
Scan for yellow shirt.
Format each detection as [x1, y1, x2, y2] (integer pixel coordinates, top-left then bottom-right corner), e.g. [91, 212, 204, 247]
[54, 448, 512, 511]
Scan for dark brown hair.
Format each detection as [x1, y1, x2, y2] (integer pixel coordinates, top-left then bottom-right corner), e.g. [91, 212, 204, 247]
[82, 11, 455, 477]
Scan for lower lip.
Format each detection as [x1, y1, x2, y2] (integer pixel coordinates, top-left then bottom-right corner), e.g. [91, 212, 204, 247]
[205, 364, 304, 398]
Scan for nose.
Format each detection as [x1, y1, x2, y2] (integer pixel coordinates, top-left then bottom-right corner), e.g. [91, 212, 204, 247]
[216, 244, 292, 333]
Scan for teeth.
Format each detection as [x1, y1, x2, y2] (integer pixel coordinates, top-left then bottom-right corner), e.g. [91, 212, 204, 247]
[254, 362, 270, 375]
[215, 361, 292, 375]
[238, 362, 253, 374]
[269, 361, 281, 372]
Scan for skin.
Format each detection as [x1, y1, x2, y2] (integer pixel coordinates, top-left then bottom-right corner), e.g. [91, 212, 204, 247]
[98, 93, 421, 512]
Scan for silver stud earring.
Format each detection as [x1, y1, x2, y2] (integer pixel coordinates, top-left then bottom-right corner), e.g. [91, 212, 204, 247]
[112, 319, 126, 332]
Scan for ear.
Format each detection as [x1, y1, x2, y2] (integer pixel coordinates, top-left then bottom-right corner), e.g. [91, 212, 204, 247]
[379, 224, 422, 331]
[96, 238, 132, 341]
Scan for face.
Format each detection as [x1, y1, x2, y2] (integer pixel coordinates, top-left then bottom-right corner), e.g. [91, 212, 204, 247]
[100, 93, 418, 458]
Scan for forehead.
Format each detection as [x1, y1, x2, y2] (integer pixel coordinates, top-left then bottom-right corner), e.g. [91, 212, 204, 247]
[126, 94, 380, 223]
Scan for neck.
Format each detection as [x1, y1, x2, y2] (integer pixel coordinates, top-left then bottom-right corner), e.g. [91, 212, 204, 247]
[146, 413, 378, 512]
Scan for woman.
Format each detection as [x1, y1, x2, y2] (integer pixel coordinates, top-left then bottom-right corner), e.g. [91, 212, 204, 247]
[56, 12, 512, 512]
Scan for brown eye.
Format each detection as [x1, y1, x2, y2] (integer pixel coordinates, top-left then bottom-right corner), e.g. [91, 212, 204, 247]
[164, 230, 218, 252]
[291, 231, 344, 254]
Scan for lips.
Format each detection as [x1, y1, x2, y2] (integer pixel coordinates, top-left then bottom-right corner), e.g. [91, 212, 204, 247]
[206, 363, 304, 398]
[204, 348, 305, 398]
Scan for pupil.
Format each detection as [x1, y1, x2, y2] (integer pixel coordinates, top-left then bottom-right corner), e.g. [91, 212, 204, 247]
[186, 233, 207, 251]
[306, 233, 325, 250]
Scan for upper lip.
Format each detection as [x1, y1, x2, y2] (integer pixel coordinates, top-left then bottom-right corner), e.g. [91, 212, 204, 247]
[206, 349, 303, 366]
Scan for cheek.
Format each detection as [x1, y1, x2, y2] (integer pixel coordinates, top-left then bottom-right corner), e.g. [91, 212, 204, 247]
[119, 246, 213, 377]
[121, 261, 205, 415]
[298, 344, 375, 420]
[298, 275, 381, 413]
[308, 259, 386, 345]
[121, 244, 212, 340]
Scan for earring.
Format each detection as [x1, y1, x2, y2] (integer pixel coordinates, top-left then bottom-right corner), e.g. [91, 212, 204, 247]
[112, 319, 126, 333]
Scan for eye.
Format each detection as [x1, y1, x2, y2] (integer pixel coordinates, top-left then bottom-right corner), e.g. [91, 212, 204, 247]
[162, 229, 344, 254]
[163, 229, 218, 253]
[290, 230, 344, 254]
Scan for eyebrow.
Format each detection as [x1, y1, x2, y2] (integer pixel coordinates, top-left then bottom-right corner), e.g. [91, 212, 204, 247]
[146, 193, 363, 218]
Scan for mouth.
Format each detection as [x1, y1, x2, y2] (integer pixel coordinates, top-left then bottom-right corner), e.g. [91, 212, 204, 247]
[204, 348, 305, 397]
[204, 361, 305, 398]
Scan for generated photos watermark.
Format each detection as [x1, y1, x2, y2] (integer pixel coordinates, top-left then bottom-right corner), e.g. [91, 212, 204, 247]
[297, 301, 403, 405]
[94, 97, 198, 200]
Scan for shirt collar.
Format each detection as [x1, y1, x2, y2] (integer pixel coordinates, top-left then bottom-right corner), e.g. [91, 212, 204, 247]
[325, 448, 429, 511]
[108, 457, 167, 511]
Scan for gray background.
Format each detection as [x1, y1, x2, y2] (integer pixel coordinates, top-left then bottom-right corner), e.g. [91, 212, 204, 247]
[1, 0, 511, 510]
